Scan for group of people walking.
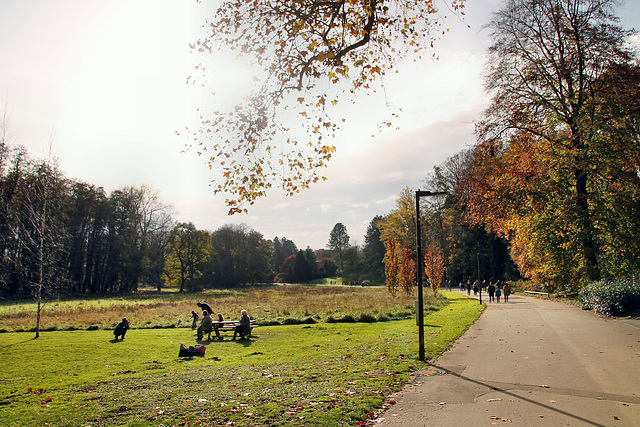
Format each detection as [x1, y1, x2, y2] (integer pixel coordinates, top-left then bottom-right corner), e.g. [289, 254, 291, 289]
[461, 280, 511, 303]
[192, 302, 251, 340]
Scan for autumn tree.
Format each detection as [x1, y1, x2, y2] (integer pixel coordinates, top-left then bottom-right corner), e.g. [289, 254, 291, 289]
[462, 0, 640, 289]
[424, 150, 520, 283]
[378, 187, 416, 253]
[166, 222, 211, 292]
[423, 244, 445, 293]
[384, 237, 399, 295]
[187, 0, 466, 212]
[399, 246, 415, 295]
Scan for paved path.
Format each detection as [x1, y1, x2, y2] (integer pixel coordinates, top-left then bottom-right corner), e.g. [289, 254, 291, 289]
[377, 293, 640, 426]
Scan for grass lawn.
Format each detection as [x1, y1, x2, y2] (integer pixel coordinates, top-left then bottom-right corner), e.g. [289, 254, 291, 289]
[0, 291, 482, 426]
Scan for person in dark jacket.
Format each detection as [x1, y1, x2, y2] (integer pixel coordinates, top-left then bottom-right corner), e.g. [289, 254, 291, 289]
[213, 312, 224, 338]
[197, 302, 214, 316]
[487, 282, 496, 303]
[197, 311, 213, 340]
[503, 283, 511, 302]
[233, 309, 251, 340]
[114, 318, 130, 340]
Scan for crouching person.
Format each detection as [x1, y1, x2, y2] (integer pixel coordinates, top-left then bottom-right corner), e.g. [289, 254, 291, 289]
[233, 309, 251, 340]
[114, 318, 130, 340]
[197, 311, 213, 340]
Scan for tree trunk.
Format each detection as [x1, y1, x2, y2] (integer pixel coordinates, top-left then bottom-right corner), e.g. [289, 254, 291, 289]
[575, 167, 600, 281]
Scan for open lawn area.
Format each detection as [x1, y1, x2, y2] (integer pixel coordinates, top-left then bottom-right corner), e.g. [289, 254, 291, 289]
[0, 290, 482, 426]
[0, 284, 444, 333]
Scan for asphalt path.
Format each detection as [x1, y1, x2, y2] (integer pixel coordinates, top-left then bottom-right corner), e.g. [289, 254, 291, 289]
[376, 292, 640, 426]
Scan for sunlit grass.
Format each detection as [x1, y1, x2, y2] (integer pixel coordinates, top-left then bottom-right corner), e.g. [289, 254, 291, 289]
[0, 291, 482, 427]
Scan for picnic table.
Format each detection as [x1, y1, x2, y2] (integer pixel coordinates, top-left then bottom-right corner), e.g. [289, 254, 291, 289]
[201, 319, 258, 339]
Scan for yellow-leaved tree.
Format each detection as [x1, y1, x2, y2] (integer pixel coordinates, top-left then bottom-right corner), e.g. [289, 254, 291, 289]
[185, 0, 467, 213]
[423, 244, 445, 293]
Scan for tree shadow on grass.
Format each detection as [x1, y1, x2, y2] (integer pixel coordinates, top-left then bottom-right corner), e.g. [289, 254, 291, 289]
[0, 338, 32, 352]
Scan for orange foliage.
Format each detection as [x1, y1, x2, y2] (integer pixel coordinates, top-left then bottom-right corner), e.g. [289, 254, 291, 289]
[187, 0, 466, 211]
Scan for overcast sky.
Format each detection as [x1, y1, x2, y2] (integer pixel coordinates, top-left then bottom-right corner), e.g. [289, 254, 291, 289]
[1, 0, 638, 250]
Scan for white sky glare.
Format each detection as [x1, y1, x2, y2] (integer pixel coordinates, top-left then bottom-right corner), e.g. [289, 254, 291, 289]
[1, 0, 638, 250]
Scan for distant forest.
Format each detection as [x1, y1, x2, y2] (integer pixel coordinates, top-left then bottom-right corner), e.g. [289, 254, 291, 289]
[1, 140, 519, 300]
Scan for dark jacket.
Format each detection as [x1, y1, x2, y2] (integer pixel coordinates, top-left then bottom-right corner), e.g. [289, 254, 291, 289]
[114, 321, 129, 335]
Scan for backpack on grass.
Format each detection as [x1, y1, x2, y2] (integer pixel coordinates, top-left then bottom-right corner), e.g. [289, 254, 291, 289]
[179, 343, 206, 357]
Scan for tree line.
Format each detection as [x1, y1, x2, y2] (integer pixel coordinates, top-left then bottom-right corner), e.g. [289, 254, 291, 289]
[0, 142, 175, 298]
[0, 140, 389, 298]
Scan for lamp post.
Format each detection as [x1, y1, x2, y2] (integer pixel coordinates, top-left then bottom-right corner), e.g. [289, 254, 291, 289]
[477, 253, 481, 304]
[415, 190, 447, 362]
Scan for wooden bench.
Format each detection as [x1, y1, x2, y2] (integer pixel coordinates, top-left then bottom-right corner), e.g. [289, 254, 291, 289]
[525, 290, 549, 297]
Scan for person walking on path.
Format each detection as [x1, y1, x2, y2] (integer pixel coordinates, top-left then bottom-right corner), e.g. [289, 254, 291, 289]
[495, 286, 501, 302]
[503, 282, 511, 302]
[487, 282, 495, 302]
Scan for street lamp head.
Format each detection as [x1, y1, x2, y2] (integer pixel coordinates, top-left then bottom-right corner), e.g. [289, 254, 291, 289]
[416, 190, 448, 197]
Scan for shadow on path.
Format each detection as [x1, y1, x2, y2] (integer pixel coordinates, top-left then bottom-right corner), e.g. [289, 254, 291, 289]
[429, 363, 613, 427]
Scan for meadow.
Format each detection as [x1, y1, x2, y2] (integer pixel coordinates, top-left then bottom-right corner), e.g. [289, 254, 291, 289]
[0, 287, 483, 426]
[0, 284, 442, 333]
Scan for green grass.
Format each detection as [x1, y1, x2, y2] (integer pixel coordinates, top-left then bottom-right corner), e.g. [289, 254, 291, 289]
[0, 291, 482, 427]
[304, 276, 345, 285]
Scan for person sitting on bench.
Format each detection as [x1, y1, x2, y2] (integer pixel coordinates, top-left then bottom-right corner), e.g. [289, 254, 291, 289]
[233, 309, 251, 340]
[212, 312, 224, 338]
[197, 311, 213, 340]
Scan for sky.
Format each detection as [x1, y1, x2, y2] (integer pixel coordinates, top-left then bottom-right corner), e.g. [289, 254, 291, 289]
[1, 0, 639, 250]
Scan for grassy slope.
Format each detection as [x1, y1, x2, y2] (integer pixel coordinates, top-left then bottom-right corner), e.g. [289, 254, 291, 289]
[0, 292, 482, 427]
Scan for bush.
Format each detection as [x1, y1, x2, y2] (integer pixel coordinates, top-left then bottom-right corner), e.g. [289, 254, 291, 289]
[358, 313, 376, 323]
[579, 276, 640, 316]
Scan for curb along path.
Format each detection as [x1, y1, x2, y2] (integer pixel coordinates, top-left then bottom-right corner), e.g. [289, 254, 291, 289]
[376, 293, 640, 426]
